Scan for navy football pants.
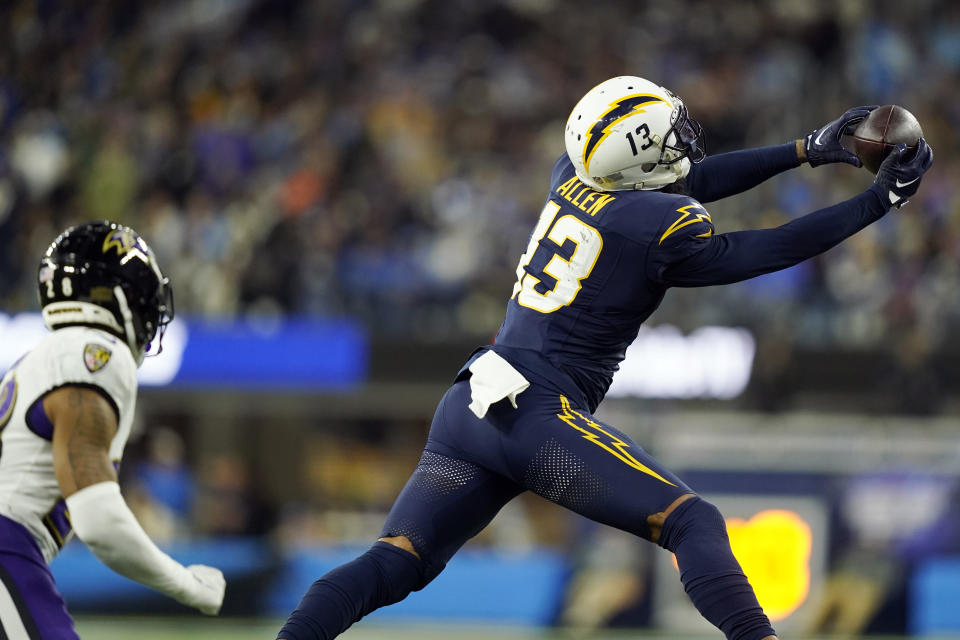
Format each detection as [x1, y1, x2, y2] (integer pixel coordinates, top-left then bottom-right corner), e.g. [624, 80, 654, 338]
[380, 379, 693, 584]
[280, 379, 775, 640]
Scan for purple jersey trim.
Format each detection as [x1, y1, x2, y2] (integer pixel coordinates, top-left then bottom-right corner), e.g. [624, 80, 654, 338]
[25, 383, 121, 444]
[24, 398, 54, 441]
[41, 501, 71, 550]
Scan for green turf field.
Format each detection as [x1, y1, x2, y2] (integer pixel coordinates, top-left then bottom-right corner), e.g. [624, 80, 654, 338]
[71, 618, 948, 640]
[72, 617, 715, 640]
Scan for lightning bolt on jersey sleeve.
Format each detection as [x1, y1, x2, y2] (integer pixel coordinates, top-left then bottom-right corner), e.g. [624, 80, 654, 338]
[685, 142, 802, 203]
[644, 198, 717, 283]
[650, 185, 890, 288]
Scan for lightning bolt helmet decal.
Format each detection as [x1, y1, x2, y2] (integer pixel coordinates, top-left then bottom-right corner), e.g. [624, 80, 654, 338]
[582, 94, 669, 174]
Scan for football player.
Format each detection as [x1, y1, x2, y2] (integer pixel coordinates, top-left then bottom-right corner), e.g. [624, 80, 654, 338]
[0, 222, 225, 638]
[278, 77, 933, 640]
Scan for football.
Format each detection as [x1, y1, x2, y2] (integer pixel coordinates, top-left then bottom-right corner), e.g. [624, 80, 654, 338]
[846, 105, 923, 174]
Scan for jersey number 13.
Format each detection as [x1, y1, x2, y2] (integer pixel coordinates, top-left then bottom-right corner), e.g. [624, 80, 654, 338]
[511, 201, 603, 313]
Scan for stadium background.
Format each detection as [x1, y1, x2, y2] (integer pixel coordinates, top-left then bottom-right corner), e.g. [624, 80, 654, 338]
[2, 0, 960, 637]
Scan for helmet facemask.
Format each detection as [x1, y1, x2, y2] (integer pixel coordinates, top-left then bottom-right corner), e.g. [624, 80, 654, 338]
[143, 277, 174, 357]
[660, 101, 705, 167]
[109, 269, 175, 363]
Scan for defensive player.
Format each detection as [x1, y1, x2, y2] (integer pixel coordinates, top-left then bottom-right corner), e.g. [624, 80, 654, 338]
[278, 77, 933, 640]
[0, 222, 225, 638]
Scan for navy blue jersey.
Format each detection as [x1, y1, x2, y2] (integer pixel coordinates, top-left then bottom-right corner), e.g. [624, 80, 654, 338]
[492, 148, 890, 411]
[494, 154, 706, 409]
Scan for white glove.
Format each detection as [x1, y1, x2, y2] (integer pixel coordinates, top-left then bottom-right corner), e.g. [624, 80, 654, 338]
[175, 564, 226, 615]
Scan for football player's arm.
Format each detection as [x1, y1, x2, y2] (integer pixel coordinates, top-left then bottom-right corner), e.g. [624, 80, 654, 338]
[47, 386, 225, 615]
[685, 107, 877, 203]
[652, 141, 933, 287]
[654, 187, 887, 287]
[685, 143, 801, 203]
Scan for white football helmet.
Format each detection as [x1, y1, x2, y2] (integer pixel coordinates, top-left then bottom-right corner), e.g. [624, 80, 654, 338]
[565, 76, 705, 191]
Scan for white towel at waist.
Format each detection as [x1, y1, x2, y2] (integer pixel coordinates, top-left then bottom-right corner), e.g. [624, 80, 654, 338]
[467, 351, 530, 419]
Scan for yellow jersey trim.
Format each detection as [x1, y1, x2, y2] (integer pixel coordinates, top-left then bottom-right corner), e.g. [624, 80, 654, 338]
[557, 396, 676, 485]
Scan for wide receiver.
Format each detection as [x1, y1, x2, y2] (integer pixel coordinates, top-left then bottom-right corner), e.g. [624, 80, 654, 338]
[278, 77, 933, 640]
[0, 222, 225, 638]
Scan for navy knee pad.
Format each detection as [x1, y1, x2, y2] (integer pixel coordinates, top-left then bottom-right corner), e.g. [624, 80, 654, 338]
[658, 497, 777, 640]
[277, 541, 423, 640]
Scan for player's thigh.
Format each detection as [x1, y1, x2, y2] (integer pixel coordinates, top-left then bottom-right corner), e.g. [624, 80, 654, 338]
[380, 448, 523, 586]
[422, 380, 515, 476]
[0, 548, 78, 640]
[511, 392, 692, 540]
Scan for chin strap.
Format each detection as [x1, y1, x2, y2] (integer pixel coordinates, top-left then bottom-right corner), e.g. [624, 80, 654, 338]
[635, 158, 692, 191]
[112, 286, 144, 365]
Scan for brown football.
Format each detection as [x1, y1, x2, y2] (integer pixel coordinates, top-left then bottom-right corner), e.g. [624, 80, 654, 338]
[847, 105, 923, 174]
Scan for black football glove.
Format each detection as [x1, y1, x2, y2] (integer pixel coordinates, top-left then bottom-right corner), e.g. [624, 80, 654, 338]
[804, 105, 878, 167]
[873, 138, 934, 209]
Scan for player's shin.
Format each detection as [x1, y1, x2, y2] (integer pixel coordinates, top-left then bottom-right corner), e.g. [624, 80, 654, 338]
[657, 496, 777, 640]
[277, 541, 423, 640]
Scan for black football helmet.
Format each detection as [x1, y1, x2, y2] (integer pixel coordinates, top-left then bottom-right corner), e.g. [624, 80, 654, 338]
[38, 221, 174, 364]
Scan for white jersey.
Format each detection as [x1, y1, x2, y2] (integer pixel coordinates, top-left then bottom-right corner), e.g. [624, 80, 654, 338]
[0, 326, 137, 562]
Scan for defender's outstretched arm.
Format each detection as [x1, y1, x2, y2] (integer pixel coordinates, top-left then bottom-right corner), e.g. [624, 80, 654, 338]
[46, 386, 226, 615]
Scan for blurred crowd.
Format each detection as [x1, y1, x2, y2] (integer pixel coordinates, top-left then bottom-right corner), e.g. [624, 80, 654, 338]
[3, 2, 956, 630]
[1, 0, 959, 349]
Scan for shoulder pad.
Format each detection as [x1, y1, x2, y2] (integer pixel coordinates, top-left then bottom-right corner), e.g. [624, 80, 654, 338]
[45, 328, 138, 409]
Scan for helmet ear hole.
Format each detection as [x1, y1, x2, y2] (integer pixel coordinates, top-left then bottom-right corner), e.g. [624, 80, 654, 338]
[641, 163, 657, 172]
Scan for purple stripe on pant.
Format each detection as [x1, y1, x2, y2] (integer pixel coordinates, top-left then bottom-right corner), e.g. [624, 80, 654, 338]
[0, 514, 77, 640]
